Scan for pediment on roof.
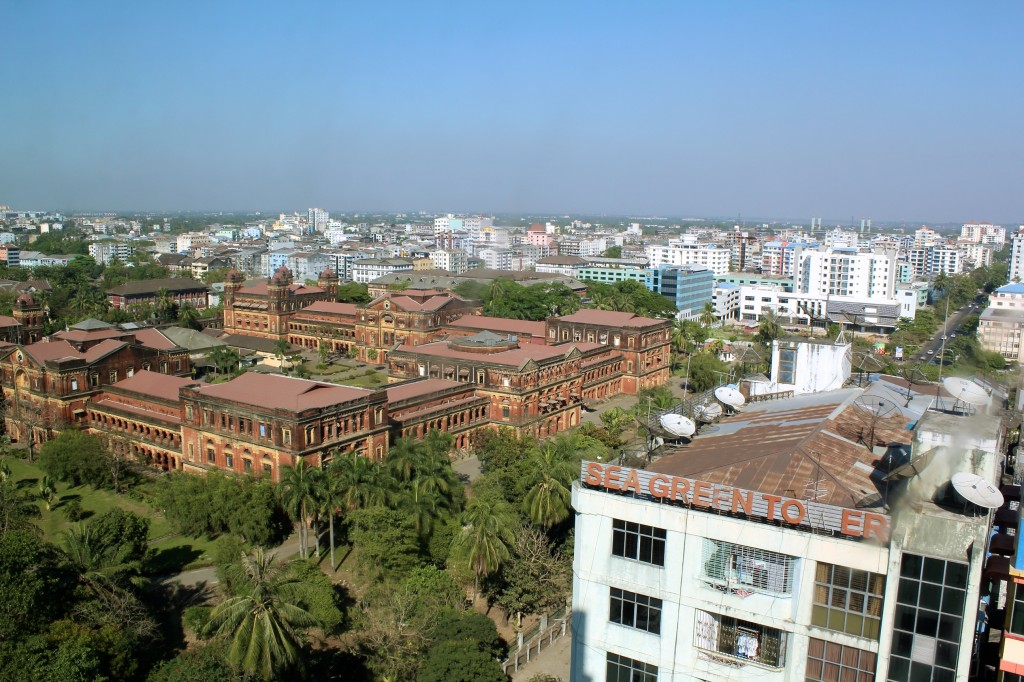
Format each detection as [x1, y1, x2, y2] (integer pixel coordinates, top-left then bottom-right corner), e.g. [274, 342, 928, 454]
[520, 358, 538, 371]
[564, 347, 583, 360]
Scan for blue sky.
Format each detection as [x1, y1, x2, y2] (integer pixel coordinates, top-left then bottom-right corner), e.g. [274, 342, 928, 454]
[1, 1, 1021, 222]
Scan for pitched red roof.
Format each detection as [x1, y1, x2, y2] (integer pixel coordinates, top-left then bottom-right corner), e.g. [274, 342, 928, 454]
[296, 301, 359, 317]
[83, 339, 129, 362]
[193, 373, 376, 411]
[447, 316, 547, 337]
[385, 379, 464, 403]
[108, 370, 196, 402]
[237, 282, 325, 297]
[555, 309, 668, 328]
[0, 315, 19, 328]
[22, 339, 82, 364]
[133, 328, 178, 350]
[394, 340, 601, 367]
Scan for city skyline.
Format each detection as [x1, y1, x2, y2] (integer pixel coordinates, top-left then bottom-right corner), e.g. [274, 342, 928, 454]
[2, 2, 1021, 221]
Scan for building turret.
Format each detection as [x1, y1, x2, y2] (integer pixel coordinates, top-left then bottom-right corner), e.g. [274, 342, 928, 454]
[13, 294, 43, 344]
[318, 267, 339, 298]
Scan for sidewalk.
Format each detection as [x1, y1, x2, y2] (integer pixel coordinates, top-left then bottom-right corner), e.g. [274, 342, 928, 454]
[510, 631, 572, 681]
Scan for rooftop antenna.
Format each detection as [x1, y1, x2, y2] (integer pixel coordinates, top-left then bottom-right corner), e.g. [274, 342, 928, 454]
[850, 395, 901, 449]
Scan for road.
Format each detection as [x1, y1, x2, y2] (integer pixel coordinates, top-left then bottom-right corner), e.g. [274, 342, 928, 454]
[159, 532, 305, 587]
[909, 300, 980, 363]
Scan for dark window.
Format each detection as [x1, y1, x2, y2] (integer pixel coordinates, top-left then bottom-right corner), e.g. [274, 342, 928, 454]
[206, 449, 215, 464]
[606, 651, 657, 682]
[887, 553, 967, 681]
[610, 587, 662, 634]
[612, 519, 666, 566]
[695, 610, 787, 668]
[1011, 586, 1024, 636]
[701, 539, 796, 595]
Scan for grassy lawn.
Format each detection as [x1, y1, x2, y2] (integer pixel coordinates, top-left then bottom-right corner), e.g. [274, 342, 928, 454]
[335, 371, 387, 387]
[3, 456, 218, 574]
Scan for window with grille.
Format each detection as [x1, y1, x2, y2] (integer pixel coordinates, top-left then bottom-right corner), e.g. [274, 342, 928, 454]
[812, 563, 885, 639]
[612, 519, 666, 566]
[805, 638, 876, 682]
[694, 610, 787, 668]
[1010, 585, 1024, 636]
[701, 539, 795, 596]
[610, 587, 662, 634]
[606, 651, 658, 682]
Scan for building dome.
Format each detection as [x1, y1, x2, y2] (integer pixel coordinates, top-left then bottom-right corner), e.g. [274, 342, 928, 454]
[271, 266, 293, 284]
[318, 267, 337, 280]
[14, 293, 35, 307]
[225, 269, 244, 283]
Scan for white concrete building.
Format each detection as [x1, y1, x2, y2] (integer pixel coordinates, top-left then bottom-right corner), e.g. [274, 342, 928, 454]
[960, 222, 1005, 247]
[978, 283, 1024, 361]
[429, 249, 469, 274]
[914, 226, 941, 248]
[646, 241, 731, 277]
[571, 380, 1000, 682]
[768, 338, 851, 395]
[738, 285, 905, 331]
[929, 248, 963, 276]
[478, 247, 512, 271]
[1009, 232, 1024, 283]
[796, 248, 897, 299]
[712, 283, 740, 322]
[88, 241, 135, 265]
[351, 257, 413, 284]
[307, 208, 328, 232]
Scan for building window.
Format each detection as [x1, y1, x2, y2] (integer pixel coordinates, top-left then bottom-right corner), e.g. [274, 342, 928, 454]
[502, 405, 510, 419]
[305, 425, 315, 445]
[225, 454, 233, 468]
[244, 459, 252, 473]
[206, 449, 215, 464]
[701, 539, 796, 596]
[805, 638, 877, 682]
[612, 519, 666, 566]
[90, 373, 99, 387]
[185, 405, 193, 420]
[283, 430, 291, 445]
[263, 463, 272, 475]
[812, 562, 885, 639]
[187, 443, 194, 461]
[606, 652, 657, 682]
[70, 379, 78, 391]
[778, 348, 797, 384]
[695, 610, 787, 668]
[1010, 585, 1024, 636]
[888, 553, 968, 681]
[610, 587, 662, 635]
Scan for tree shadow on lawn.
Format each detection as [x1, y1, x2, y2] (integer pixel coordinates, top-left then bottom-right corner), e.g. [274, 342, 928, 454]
[147, 544, 206, 575]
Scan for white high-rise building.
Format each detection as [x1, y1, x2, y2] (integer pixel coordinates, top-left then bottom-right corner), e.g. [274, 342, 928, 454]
[960, 222, 1005, 247]
[796, 248, 896, 299]
[645, 241, 731, 276]
[1008, 231, 1024, 283]
[929, 247, 963, 276]
[430, 249, 469, 274]
[307, 208, 329, 232]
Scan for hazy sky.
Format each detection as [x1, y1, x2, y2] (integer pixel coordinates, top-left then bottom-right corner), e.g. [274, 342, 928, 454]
[2, 2, 1021, 222]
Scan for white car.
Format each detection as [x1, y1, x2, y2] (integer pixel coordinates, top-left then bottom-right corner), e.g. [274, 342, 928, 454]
[926, 350, 934, 355]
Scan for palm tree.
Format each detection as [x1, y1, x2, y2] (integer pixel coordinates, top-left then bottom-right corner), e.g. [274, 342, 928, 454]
[757, 309, 782, 347]
[385, 438, 419, 482]
[699, 301, 716, 328]
[204, 549, 319, 680]
[523, 443, 578, 528]
[178, 303, 202, 330]
[452, 496, 516, 598]
[38, 474, 56, 511]
[317, 465, 347, 570]
[61, 525, 145, 595]
[399, 481, 445, 539]
[671, 318, 691, 354]
[332, 450, 390, 511]
[278, 460, 320, 560]
[0, 459, 12, 483]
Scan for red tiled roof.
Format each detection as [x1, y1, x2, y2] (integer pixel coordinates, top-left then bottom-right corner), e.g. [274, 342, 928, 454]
[296, 301, 359, 317]
[447, 316, 547, 337]
[23, 339, 83, 364]
[394, 340, 600, 367]
[108, 370, 196, 402]
[381, 294, 457, 312]
[386, 379, 465, 403]
[0, 315, 19, 328]
[83, 339, 128, 362]
[555, 309, 668, 328]
[133, 328, 178, 350]
[193, 373, 376, 411]
[54, 329, 126, 343]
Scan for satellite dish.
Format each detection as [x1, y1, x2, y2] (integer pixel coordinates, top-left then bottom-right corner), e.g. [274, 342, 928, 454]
[659, 413, 695, 438]
[942, 377, 989, 407]
[882, 447, 938, 482]
[951, 471, 1004, 509]
[694, 402, 723, 424]
[715, 385, 746, 409]
[855, 492, 885, 508]
[853, 351, 885, 373]
[853, 396, 901, 419]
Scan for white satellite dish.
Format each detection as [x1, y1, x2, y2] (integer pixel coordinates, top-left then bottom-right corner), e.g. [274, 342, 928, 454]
[941, 377, 989, 407]
[694, 402, 723, 423]
[660, 413, 696, 438]
[715, 385, 746, 409]
[951, 471, 1004, 509]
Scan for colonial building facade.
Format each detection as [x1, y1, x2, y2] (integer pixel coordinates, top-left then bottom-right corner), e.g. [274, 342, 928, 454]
[222, 267, 337, 340]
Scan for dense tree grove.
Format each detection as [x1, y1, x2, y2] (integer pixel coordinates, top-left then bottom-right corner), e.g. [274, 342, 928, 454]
[454, 278, 583, 320]
[585, 280, 678, 319]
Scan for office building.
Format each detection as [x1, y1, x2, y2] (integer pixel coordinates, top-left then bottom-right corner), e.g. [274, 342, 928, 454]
[655, 265, 714, 320]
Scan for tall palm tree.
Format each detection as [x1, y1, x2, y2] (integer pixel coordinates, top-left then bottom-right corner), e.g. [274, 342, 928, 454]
[38, 475, 56, 511]
[399, 481, 445, 539]
[671, 318, 691, 354]
[452, 496, 516, 598]
[523, 443, 578, 528]
[757, 309, 782, 347]
[317, 464, 347, 570]
[61, 525, 145, 595]
[699, 301, 716, 328]
[204, 549, 319, 680]
[278, 460, 320, 560]
[385, 438, 419, 482]
[332, 450, 390, 511]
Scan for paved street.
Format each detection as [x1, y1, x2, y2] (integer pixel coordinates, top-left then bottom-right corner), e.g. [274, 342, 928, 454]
[909, 301, 980, 363]
[510, 631, 572, 681]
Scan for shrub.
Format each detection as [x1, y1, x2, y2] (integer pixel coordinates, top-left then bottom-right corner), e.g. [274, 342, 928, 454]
[63, 499, 83, 522]
[182, 605, 211, 637]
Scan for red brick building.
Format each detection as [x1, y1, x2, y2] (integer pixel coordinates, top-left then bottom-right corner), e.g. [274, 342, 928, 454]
[106, 278, 211, 311]
[0, 320, 190, 448]
[222, 267, 337, 340]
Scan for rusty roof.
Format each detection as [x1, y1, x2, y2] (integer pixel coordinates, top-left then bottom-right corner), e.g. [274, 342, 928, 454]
[648, 390, 910, 509]
[393, 339, 600, 367]
[554, 309, 668, 328]
[133, 328, 179, 350]
[447, 316, 547, 337]
[385, 378, 465, 403]
[22, 339, 82, 364]
[295, 301, 359, 317]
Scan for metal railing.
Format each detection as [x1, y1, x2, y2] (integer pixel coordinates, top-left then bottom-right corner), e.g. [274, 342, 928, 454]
[501, 607, 571, 675]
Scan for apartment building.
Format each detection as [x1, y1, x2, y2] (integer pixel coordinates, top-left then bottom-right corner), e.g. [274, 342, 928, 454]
[796, 248, 897, 299]
[760, 241, 818, 277]
[571, 382, 1001, 682]
[960, 222, 1006, 247]
[351, 257, 414, 283]
[645, 241, 731, 277]
[88, 241, 135, 265]
[655, 265, 714, 320]
[1009, 232, 1024, 283]
[430, 249, 470, 274]
[979, 283, 1024, 362]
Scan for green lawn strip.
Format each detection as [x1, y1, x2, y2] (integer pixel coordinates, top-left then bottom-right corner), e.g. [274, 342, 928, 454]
[4, 456, 217, 574]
